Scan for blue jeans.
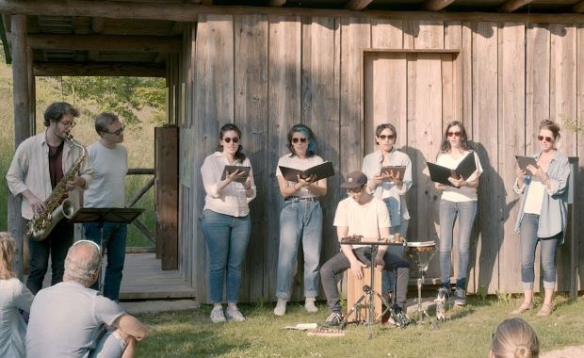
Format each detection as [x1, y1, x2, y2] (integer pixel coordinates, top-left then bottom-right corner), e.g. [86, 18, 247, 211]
[201, 209, 251, 303]
[27, 219, 74, 295]
[382, 221, 409, 295]
[276, 199, 322, 299]
[519, 213, 560, 290]
[439, 200, 477, 290]
[84, 222, 128, 301]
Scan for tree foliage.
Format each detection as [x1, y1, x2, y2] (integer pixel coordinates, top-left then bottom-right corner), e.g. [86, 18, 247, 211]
[54, 76, 166, 125]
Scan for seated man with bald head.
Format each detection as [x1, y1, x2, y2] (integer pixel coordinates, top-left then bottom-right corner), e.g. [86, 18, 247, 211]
[26, 240, 149, 358]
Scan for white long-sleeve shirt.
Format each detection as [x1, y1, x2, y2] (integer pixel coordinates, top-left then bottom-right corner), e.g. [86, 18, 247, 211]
[200, 151, 256, 217]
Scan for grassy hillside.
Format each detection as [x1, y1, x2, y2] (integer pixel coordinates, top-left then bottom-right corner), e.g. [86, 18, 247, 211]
[0, 55, 164, 247]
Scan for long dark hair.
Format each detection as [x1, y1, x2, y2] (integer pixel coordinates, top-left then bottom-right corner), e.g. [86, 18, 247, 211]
[439, 121, 472, 154]
[216, 123, 246, 163]
[286, 124, 316, 157]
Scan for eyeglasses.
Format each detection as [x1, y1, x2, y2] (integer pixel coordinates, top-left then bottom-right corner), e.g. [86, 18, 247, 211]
[378, 134, 395, 141]
[59, 120, 76, 128]
[538, 135, 553, 143]
[223, 136, 239, 144]
[292, 137, 307, 144]
[447, 131, 461, 137]
[103, 125, 125, 136]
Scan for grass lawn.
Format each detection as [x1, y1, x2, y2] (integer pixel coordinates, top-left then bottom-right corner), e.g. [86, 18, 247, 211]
[134, 294, 584, 357]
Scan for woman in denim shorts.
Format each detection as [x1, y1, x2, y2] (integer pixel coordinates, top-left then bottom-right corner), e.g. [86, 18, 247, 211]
[200, 124, 256, 323]
[273, 124, 328, 316]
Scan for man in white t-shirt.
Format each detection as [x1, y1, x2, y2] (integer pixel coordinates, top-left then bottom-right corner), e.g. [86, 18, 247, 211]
[26, 240, 148, 358]
[320, 171, 411, 327]
[83, 112, 129, 301]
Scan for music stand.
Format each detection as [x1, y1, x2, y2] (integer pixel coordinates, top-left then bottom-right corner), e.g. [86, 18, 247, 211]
[340, 239, 405, 339]
[69, 208, 144, 292]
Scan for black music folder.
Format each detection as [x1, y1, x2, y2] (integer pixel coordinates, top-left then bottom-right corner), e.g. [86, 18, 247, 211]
[515, 156, 538, 173]
[380, 166, 406, 181]
[69, 207, 144, 225]
[279, 161, 335, 182]
[428, 152, 477, 186]
[220, 165, 250, 183]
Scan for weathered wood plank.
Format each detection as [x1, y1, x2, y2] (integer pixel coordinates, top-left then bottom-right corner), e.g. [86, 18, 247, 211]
[472, 22, 499, 294]
[234, 14, 269, 302]
[371, 19, 403, 49]
[576, 25, 584, 292]
[302, 16, 341, 301]
[267, 16, 302, 302]
[192, 14, 234, 303]
[496, 23, 525, 293]
[550, 24, 578, 292]
[24, 34, 182, 53]
[415, 20, 445, 49]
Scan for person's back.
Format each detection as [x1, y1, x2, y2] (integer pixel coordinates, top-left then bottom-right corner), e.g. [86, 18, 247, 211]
[0, 277, 33, 358]
[26, 281, 126, 357]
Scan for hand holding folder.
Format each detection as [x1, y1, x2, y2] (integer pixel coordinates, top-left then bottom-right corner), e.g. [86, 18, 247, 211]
[427, 152, 477, 187]
[221, 165, 251, 183]
[380, 166, 406, 182]
[279, 161, 335, 183]
[515, 156, 538, 176]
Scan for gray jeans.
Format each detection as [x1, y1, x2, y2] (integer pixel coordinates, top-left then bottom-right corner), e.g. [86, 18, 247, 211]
[320, 248, 410, 313]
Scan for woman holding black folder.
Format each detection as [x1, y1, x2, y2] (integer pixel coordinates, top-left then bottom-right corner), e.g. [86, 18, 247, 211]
[362, 124, 412, 308]
[274, 124, 327, 316]
[434, 121, 483, 310]
[512, 120, 570, 317]
[200, 123, 256, 323]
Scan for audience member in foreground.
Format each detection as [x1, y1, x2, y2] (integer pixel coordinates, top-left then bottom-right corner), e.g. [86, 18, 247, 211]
[490, 318, 539, 358]
[26, 240, 149, 358]
[0, 232, 34, 358]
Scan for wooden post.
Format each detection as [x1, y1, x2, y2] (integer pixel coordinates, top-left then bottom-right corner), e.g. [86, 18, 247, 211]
[9, 14, 30, 279]
[155, 125, 179, 270]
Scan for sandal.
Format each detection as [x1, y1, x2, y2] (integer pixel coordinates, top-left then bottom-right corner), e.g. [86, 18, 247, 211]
[511, 302, 533, 315]
[536, 303, 553, 317]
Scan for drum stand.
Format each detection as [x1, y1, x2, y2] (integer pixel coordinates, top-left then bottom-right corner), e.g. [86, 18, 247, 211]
[408, 250, 437, 329]
[341, 244, 395, 339]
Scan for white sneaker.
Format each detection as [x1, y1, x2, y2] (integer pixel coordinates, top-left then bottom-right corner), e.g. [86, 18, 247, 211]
[225, 307, 246, 322]
[274, 298, 287, 316]
[210, 307, 226, 323]
[305, 297, 318, 313]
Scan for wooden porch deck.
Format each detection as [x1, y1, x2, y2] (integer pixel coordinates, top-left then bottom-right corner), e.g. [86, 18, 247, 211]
[36, 253, 196, 300]
[119, 253, 196, 300]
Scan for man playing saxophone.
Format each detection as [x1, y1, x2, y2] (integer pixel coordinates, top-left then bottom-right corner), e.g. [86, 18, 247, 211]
[6, 102, 93, 294]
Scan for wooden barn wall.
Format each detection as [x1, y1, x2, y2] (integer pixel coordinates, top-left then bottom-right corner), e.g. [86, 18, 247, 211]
[182, 15, 584, 303]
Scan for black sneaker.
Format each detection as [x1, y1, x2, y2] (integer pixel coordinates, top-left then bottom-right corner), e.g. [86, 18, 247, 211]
[390, 308, 410, 328]
[435, 288, 448, 321]
[454, 288, 467, 306]
[324, 312, 343, 326]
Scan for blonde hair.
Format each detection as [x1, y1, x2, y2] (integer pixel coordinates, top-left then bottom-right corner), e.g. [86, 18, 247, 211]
[0, 232, 17, 280]
[491, 318, 540, 358]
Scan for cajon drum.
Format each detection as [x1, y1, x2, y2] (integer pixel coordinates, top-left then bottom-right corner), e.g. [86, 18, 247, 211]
[346, 266, 383, 322]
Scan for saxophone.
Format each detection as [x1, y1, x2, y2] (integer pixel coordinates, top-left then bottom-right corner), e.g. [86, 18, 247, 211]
[27, 134, 87, 241]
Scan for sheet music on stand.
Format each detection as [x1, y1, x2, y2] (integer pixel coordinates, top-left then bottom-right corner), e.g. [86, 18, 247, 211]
[69, 207, 144, 225]
[68, 208, 144, 293]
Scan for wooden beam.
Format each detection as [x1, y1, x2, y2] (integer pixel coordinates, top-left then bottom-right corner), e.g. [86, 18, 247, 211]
[573, 1, 584, 13]
[1, 0, 584, 24]
[499, 0, 534, 13]
[269, 0, 286, 7]
[33, 62, 166, 77]
[9, 14, 29, 279]
[91, 17, 104, 33]
[22, 34, 182, 53]
[422, 0, 456, 11]
[346, 0, 373, 11]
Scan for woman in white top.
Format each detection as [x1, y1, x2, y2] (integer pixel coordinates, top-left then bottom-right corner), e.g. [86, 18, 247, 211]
[512, 120, 570, 317]
[200, 123, 256, 323]
[273, 124, 327, 316]
[0, 232, 34, 358]
[434, 121, 483, 309]
[362, 123, 412, 301]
